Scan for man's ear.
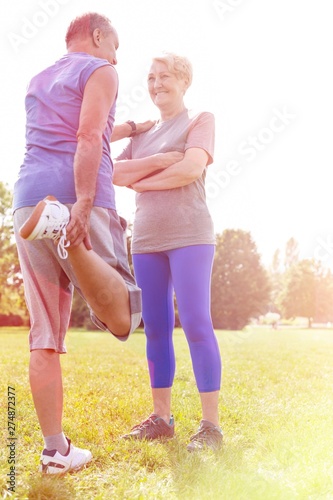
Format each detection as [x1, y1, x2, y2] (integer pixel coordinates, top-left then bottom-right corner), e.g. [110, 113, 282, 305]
[92, 28, 102, 46]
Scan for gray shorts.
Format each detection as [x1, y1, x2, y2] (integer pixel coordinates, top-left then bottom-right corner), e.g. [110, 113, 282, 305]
[14, 206, 142, 353]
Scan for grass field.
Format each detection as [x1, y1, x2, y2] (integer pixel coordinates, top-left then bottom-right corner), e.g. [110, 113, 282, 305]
[1, 326, 333, 500]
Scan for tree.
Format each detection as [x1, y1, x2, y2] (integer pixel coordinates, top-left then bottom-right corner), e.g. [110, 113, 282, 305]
[70, 290, 94, 329]
[284, 237, 299, 270]
[314, 268, 333, 323]
[0, 182, 28, 322]
[268, 238, 300, 317]
[278, 259, 333, 327]
[211, 229, 271, 329]
[267, 248, 283, 314]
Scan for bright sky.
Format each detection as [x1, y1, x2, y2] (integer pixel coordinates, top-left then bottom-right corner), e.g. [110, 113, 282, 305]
[1, 0, 332, 267]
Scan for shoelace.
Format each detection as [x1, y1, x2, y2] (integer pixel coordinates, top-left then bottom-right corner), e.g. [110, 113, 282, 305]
[190, 425, 221, 443]
[130, 415, 169, 439]
[57, 228, 70, 260]
[132, 416, 157, 431]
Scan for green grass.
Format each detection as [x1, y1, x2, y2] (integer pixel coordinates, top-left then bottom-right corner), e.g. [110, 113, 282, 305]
[1, 326, 333, 499]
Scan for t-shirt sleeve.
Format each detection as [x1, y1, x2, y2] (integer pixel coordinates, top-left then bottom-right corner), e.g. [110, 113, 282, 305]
[79, 60, 115, 95]
[185, 112, 215, 166]
[114, 140, 133, 161]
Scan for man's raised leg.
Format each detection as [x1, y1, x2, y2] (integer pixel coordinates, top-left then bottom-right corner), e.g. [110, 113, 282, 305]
[67, 243, 131, 337]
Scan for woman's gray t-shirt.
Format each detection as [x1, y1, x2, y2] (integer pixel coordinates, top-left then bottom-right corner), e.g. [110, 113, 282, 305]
[116, 109, 215, 254]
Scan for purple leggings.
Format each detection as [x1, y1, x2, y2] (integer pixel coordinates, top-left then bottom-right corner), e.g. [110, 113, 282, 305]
[133, 245, 221, 392]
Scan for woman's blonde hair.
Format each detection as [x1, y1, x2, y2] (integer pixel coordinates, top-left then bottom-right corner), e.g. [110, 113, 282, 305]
[152, 52, 193, 88]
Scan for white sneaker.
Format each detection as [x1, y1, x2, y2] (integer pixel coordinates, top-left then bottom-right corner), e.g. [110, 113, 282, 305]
[39, 438, 92, 474]
[19, 195, 70, 259]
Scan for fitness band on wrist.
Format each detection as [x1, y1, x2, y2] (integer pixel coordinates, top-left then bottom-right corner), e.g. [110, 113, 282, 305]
[126, 120, 137, 136]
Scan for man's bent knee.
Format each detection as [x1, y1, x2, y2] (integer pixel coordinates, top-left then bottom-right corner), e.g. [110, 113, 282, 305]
[106, 314, 131, 338]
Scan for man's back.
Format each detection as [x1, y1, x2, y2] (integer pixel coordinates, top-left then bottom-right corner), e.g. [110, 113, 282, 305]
[13, 52, 117, 211]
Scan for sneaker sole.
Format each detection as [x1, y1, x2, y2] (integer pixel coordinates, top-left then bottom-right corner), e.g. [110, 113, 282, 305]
[19, 195, 57, 240]
[70, 450, 93, 472]
[40, 452, 93, 475]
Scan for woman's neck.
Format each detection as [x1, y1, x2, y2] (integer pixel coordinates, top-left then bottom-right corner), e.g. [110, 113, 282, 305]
[159, 103, 186, 122]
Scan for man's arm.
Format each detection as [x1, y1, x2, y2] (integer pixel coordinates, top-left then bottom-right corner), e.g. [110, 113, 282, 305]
[111, 120, 155, 142]
[66, 65, 118, 248]
[131, 148, 209, 192]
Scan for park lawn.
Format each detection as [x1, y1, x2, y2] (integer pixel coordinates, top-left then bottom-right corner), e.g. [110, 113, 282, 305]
[1, 326, 333, 500]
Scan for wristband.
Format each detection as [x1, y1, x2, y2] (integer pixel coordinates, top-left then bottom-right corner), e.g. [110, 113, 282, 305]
[126, 120, 137, 137]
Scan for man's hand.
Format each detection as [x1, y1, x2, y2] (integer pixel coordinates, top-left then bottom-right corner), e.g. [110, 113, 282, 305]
[135, 120, 156, 135]
[66, 200, 92, 250]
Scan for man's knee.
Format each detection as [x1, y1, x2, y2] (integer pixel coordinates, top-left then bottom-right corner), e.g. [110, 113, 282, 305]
[106, 313, 131, 338]
[30, 349, 59, 376]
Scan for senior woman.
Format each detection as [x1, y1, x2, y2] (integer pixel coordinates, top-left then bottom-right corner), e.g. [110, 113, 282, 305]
[113, 53, 222, 451]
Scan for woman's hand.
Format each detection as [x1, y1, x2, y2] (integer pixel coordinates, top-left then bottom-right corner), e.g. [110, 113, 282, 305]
[130, 147, 209, 192]
[113, 151, 184, 186]
[154, 151, 184, 169]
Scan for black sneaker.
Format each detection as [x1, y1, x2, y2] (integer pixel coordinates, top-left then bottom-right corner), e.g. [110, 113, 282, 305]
[121, 414, 175, 440]
[187, 420, 223, 452]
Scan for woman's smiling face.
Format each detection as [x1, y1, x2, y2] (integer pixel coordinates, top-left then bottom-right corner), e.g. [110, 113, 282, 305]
[147, 61, 189, 110]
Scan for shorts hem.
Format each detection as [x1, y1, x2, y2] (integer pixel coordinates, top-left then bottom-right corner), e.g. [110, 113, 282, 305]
[30, 344, 67, 354]
[91, 310, 142, 342]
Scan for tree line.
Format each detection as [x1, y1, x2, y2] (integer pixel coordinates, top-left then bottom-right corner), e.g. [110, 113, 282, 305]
[1, 182, 333, 329]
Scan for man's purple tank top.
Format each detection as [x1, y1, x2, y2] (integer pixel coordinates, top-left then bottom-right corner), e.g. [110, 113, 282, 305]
[13, 52, 117, 211]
